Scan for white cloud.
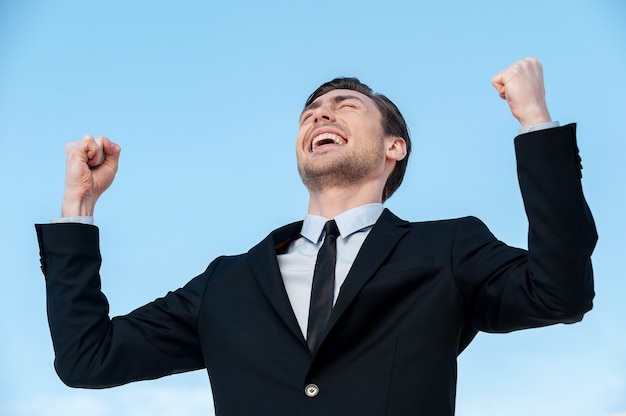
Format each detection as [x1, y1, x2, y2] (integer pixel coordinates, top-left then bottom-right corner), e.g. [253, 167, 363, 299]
[2, 386, 214, 416]
[6, 395, 108, 416]
[456, 334, 626, 416]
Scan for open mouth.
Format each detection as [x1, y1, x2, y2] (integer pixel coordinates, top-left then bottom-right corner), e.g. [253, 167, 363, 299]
[311, 132, 346, 152]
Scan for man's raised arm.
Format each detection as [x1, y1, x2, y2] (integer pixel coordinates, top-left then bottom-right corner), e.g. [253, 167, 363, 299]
[457, 58, 597, 332]
[36, 137, 206, 388]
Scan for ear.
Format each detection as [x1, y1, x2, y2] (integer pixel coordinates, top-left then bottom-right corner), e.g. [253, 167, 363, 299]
[384, 136, 407, 162]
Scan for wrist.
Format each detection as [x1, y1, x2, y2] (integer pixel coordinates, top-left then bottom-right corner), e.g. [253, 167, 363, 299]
[61, 196, 97, 217]
[517, 105, 552, 127]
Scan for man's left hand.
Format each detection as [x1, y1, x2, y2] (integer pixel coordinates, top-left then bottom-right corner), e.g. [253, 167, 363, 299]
[492, 57, 552, 127]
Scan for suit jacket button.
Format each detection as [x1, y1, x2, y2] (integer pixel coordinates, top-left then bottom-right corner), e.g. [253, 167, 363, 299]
[305, 383, 319, 397]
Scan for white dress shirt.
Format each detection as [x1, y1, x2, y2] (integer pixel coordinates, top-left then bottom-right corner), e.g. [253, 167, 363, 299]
[277, 203, 384, 337]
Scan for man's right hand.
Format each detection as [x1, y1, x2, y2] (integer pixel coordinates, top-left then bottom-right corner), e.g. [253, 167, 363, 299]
[62, 135, 121, 217]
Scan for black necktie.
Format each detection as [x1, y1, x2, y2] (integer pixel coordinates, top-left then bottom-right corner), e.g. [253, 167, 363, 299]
[307, 220, 340, 353]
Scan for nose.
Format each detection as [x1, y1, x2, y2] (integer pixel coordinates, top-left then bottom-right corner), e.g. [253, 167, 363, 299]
[312, 105, 335, 124]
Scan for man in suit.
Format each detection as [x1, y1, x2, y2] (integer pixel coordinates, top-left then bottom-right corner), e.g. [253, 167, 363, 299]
[36, 57, 597, 415]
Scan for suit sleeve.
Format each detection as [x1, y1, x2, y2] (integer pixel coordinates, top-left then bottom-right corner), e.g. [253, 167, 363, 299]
[453, 124, 597, 332]
[35, 223, 209, 388]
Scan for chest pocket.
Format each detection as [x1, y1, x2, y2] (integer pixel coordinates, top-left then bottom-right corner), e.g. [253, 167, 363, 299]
[376, 256, 434, 276]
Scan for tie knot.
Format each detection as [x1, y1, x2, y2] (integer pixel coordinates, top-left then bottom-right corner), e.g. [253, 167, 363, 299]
[324, 220, 340, 239]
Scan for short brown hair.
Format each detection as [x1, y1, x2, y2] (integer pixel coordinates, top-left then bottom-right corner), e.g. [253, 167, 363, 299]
[305, 77, 411, 201]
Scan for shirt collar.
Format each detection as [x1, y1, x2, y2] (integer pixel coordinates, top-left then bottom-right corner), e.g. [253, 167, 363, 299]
[301, 203, 384, 244]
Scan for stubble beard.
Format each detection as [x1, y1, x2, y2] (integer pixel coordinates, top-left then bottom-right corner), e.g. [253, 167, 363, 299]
[297, 136, 385, 193]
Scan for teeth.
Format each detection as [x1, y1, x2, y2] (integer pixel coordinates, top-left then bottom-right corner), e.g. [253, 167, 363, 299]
[312, 133, 344, 151]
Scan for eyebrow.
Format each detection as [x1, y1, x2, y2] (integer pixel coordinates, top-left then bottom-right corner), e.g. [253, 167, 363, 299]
[301, 94, 366, 118]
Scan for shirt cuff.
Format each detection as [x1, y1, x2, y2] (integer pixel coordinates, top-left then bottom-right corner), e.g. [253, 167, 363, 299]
[51, 216, 94, 225]
[517, 121, 560, 135]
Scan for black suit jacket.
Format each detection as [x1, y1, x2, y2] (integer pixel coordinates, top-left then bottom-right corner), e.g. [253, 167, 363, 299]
[36, 124, 596, 415]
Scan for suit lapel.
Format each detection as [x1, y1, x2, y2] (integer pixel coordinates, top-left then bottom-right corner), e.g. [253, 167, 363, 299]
[326, 209, 410, 332]
[246, 221, 306, 343]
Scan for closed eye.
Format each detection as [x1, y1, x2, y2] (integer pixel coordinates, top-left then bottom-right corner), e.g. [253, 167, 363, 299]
[300, 112, 313, 124]
[335, 97, 364, 110]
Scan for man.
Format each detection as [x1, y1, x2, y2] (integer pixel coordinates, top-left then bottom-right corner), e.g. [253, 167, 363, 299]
[36, 57, 597, 415]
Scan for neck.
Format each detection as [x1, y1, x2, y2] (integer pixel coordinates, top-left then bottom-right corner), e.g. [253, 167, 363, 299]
[306, 182, 383, 219]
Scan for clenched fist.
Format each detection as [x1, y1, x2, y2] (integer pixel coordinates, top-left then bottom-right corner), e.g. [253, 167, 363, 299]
[62, 135, 121, 217]
[492, 57, 552, 127]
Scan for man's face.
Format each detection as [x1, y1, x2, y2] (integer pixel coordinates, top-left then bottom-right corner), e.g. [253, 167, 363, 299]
[296, 89, 387, 193]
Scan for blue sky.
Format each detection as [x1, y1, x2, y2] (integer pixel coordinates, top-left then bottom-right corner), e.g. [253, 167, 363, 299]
[1, 1, 625, 415]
